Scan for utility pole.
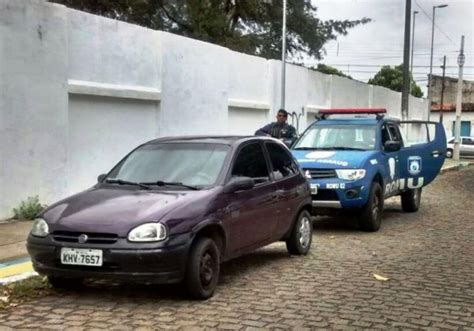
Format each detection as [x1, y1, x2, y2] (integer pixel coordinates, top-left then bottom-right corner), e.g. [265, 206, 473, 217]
[410, 10, 419, 90]
[427, 4, 448, 121]
[281, 0, 287, 110]
[453, 36, 465, 160]
[401, 0, 412, 121]
[439, 55, 446, 124]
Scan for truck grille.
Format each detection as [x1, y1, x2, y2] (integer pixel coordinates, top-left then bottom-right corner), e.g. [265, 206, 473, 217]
[304, 168, 337, 179]
[312, 189, 339, 201]
[52, 231, 118, 244]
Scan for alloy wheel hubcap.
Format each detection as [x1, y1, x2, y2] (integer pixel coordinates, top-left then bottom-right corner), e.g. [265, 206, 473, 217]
[200, 252, 214, 285]
[299, 217, 311, 248]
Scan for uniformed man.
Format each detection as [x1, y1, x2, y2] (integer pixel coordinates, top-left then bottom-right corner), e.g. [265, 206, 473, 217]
[255, 109, 297, 147]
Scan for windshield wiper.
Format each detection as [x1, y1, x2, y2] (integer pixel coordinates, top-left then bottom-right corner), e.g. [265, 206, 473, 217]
[142, 181, 200, 191]
[331, 147, 367, 151]
[293, 147, 317, 150]
[105, 179, 151, 190]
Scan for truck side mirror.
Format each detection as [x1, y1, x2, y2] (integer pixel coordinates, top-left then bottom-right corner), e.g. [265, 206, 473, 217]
[384, 141, 401, 153]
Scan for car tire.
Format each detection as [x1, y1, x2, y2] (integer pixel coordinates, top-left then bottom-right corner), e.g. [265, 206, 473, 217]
[401, 188, 422, 212]
[286, 210, 313, 255]
[185, 237, 220, 300]
[446, 148, 453, 158]
[48, 276, 83, 289]
[358, 182, 384, 232]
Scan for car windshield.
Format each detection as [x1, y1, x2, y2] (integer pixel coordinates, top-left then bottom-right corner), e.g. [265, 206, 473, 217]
[106, 143, 230, 188]
[294, 125, 377, 151]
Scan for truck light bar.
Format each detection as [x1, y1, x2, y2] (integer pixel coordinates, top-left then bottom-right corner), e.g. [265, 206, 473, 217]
[319, 108, 387, 115]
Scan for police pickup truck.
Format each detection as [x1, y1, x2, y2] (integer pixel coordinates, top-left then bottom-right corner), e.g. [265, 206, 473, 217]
[291, 108, 446, 231]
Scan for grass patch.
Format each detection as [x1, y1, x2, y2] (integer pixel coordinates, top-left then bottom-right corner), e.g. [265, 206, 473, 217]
[0, 276, 53, 309]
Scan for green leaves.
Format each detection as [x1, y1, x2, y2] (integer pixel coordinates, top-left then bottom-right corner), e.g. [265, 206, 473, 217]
[50, 0, 370, 61]
[368, 65, 424, 98]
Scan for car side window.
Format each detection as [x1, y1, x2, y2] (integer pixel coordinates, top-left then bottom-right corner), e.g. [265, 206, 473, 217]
[381, 125, 392, 146]
[388, 124, 403, 144]
[462, 138, 474, 145]
[231, 143, 270, 184]
[266, 143, 298, 180]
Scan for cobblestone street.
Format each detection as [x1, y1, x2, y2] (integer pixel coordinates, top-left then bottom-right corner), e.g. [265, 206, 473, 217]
[1, 168, 473, 329]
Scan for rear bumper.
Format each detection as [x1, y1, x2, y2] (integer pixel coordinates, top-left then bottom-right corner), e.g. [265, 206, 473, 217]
[27, 234, 191, 284]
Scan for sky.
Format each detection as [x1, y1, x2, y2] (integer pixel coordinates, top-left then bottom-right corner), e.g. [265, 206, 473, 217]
[309, 0, 474, 94]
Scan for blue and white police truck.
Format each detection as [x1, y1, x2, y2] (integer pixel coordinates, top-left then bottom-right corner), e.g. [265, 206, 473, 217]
[291, 108, 446, 231]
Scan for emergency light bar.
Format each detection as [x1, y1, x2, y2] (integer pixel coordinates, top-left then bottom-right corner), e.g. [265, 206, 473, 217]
[319, 108, 387, 115]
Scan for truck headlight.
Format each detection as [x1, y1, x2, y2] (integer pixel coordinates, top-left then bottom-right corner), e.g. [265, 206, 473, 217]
[31, 218, 49, 237]
[128, 223, 167, 242]
[336, 169, 366, 181]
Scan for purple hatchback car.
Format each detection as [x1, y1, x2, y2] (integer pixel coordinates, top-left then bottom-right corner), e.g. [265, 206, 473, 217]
[27, 136, 313, 299]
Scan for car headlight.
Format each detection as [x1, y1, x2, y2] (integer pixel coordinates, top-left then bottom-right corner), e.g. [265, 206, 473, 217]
[128, 223, 167, 242]
[336, 169, 366, 181]
[31, 218, 49, 237]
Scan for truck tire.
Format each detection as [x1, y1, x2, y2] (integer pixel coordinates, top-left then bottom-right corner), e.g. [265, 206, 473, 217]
[185, 237, 220, 300]
[358, 182, 384, 232]
[401, 188, 422, 212]
[286, 210, 313, 255]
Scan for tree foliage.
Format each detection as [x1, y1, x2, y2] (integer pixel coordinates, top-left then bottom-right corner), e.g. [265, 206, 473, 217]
[368, 65, 423, 98]
[50, 0, 370, 60]
[314, 64, 352, 79]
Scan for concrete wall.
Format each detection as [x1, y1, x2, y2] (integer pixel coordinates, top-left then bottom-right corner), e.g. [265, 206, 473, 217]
[0, 0, 429, 219]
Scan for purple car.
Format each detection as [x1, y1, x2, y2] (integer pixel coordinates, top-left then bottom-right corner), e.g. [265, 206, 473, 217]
[27, 136, 313, 299]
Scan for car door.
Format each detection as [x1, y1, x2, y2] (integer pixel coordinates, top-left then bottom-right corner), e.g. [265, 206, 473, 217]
[398, 121, 446, 188]
[264, 141, 303, 239]
[224, 142, 279, 255]
[462, 137, 474, 156]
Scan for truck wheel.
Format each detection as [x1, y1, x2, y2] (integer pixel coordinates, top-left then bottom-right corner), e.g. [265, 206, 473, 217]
[401, 188, 422, 212]
[358, 182, 384, 232]
[185, 237, 220, 300]
[286, 210, 313, 255]
[48, 276, 83, 289]
[446, 148, 453, 158]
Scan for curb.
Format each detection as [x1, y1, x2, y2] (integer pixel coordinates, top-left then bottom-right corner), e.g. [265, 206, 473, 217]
[440, 162, 472, 174]
[0, 257, 34, 285]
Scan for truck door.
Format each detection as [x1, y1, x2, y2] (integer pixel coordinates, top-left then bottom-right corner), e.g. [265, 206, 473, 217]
[398, 121, 446, 188]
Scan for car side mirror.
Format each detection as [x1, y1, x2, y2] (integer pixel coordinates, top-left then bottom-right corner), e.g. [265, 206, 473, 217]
[384, 140, 401, 152]
[97, 174, 107, 183]
[223, 177, 255, 193]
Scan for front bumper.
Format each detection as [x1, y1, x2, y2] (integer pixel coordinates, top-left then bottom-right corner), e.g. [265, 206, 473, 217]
[310, 178, 370, 209]
[27, 233, 192, 284]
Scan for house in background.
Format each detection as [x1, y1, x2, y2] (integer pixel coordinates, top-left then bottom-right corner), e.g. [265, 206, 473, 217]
[430, 75, 474, 138]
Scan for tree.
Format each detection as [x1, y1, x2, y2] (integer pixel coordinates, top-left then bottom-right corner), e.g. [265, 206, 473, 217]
[313, 64, 352, 79]
[368, 65, 423, 97]
[50, 0, 370, 60]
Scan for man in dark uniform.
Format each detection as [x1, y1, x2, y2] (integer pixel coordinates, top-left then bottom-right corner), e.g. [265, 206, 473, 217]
[255, 109, 297, 147]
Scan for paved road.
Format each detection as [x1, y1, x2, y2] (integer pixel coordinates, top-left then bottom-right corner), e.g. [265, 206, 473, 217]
[0, 168, 473, 329]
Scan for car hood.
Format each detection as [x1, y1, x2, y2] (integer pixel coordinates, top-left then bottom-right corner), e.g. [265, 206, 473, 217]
[292, 150, 378, 169]
[41, 187, 210, 236]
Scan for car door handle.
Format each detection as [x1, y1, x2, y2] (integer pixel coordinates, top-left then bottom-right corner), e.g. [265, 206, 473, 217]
[432, 150, 441, 158]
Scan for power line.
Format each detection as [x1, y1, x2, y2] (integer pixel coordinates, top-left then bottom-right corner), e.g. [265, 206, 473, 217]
[413, 0, 458, 46]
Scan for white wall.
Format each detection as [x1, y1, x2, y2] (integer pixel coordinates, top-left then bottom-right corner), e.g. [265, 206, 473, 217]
[0, 0, 431, 219]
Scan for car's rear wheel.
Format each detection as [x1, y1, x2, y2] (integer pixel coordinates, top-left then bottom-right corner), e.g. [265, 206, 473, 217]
[446, 148, 453, 158]
[185, 237, 220, 300]
[358, 182, 384, 232]
[286, 210, 313, 255]
[48, 276, 83, 289]
[401, 188, 422, 212]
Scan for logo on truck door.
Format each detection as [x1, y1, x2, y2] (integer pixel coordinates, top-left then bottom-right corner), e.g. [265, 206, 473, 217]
[408, 156, 422, 176]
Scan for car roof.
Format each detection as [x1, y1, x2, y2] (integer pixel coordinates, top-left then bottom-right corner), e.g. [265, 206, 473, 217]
[146, 135, 276, 146]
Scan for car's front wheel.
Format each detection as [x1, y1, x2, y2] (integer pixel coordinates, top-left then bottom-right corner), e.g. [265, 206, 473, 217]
[358, 182, 384, 232]
[48, 276, 83, 289]
[401, 188, 422, 212]
[286, 210, 313, 255]
[185, 237, 220, 300]
[446, 148, 453, 158]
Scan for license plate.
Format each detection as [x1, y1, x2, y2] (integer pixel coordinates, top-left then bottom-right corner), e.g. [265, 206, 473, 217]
[310, 184, 318, 194]
[61, 248, 103, 267]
